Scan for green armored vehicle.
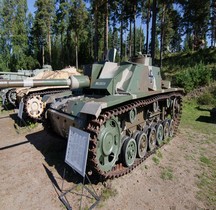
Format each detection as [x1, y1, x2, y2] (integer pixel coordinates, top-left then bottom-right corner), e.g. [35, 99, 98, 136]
[45, 54, 183, 179]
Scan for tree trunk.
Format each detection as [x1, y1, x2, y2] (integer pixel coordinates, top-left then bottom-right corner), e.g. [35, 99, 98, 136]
[75, 34, 78, 70]
[129, 19, 132, 58]
[120, 16, 123, 60]
[139, 26, 142, 52]
[146, 0, 151, 54]
[104, 0, 108, 59]
[212, 0, 216, 47]
[42, 45, 45, 66]
[48, 30, 52, 64]
[151, 0, 157, 65]
[133, 0, 136, 56]
[160, 3, 165, 68]
[94, 4, 99, 62]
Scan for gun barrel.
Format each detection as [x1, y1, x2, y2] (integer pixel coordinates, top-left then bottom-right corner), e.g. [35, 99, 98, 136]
[0, 72, 32, 76]
[0, 75, 90, 89]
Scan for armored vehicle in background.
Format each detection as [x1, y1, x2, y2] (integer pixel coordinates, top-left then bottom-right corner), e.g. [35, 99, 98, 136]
[0, 66, 80, 120]
[0, 65, 52, 80]
[45, 54, 183, 179]
[0, 65, 52, 107]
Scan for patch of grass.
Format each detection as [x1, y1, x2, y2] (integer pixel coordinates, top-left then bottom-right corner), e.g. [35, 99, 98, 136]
[197, 172, 216, 208]
[160, 167, 174, 181]
[152, 150, 163, 165]
[185, 154, 196, 161]
[156, 150, 163, 159]
[200, 155, 212, 167]
[100, 187, 117, 202]
[152, 156, 160, 165]
[26, 121, 38, 129]
[180, 100, 216, 135]
[196, 154, 216, 208]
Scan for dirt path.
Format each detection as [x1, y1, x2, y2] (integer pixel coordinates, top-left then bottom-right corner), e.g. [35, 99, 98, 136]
[0, 111, 214, 210]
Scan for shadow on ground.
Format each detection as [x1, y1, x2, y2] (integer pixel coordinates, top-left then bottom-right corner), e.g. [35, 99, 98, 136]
[25, 129, 100, 190]
[196, 106, 216, 124]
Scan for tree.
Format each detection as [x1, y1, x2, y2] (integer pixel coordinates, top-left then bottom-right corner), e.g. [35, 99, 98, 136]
[55, 0, 70, 66]
[33, 0, 55, 66]
[180, 0, 210, 50]
[0, 0, 35, 71]
[68, 0, 88, 69]
[210, 0, 216, 47]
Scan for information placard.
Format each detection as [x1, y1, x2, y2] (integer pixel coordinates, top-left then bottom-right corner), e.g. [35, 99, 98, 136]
[18, 100, 24, 119]
[65, 127, 90, 177]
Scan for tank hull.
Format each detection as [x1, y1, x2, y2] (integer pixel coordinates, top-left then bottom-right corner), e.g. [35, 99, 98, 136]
[47, 89, 183, 179]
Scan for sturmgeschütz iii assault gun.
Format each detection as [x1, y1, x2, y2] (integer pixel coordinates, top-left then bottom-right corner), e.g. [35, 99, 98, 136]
[0, 65, 52, 107]
[0, 66, 80, 119]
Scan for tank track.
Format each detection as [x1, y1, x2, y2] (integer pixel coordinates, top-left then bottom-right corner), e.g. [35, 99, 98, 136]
[24, 89, 69, 119]
[86, 91, 183, 179]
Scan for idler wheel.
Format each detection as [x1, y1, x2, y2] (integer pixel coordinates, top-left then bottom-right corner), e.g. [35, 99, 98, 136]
[122, 137, 137, 167]
[148, 126, 157, 151]
[136, 131, 148, 158]
[156, 123, 164, 145]
[26, 95, 44, 119]
[97, 118, 121, 172]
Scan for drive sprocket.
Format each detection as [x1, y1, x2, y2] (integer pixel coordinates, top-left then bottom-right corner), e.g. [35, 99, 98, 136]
[25, 94, 44, 119]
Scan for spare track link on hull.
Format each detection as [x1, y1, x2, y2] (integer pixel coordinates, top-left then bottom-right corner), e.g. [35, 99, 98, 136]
[86, 91, 183, 179]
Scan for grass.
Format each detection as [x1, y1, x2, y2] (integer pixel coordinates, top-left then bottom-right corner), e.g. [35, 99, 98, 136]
[160, 167, 174, 181]
[199, 155, 212, 167]
[180, 99, 216, 208]
[100, 188, 117, 202]
[152, 150, 163, 165]
[152, 156, 160, 165]
[180, 99, 216, 135]
[98, 187, 118, 208]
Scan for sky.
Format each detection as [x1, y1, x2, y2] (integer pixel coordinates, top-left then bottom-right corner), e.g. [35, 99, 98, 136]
[27, 0, 36, 13]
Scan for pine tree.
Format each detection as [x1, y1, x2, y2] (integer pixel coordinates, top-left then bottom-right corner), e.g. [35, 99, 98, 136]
[0, 0, 34, 71]
[180, 0, 210, 50]
[68, 0, 88, 69]
[33, 0, 55, 66]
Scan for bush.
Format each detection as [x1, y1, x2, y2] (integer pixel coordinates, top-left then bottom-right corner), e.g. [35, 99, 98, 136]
[174, 63, 212, 93]
[197, 92, 215, 105]
[197, 86, 216, 106]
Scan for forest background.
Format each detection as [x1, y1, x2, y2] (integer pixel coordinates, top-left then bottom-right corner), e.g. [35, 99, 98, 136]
[0, 0, 215, 92]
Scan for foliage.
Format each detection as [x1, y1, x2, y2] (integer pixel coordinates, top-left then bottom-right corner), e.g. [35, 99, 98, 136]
[0, 0, 215, 71]
[197, 85, 216, 106]
[174, 63, 212, 92]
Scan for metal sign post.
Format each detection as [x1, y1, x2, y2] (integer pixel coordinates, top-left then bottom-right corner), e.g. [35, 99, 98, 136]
[18, 100, 24, 120]
[16, 99, 31, 132]
[59, 127, 100, 210]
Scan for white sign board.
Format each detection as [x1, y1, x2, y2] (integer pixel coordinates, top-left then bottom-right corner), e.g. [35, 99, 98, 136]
[18, 101, 24, 119]
[65, 127, 90, 177]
